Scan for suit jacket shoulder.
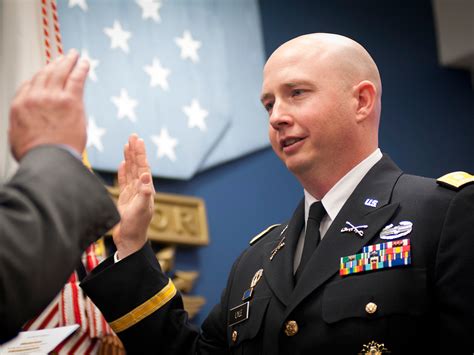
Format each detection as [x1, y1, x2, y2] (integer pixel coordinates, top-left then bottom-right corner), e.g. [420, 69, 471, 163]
[0, 146, 119, 343]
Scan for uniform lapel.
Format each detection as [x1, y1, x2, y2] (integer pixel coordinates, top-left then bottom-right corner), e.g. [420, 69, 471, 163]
[286, 155, 403, 316]
[263, 200, 304, 306]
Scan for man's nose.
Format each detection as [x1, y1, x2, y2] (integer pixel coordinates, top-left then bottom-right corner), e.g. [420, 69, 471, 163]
[269, 101, 292, 129]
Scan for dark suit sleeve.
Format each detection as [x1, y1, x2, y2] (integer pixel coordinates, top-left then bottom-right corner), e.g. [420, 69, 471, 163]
[0, 146, 119, 343]
[81, 242, 235, 354]
[435, 184, 474, 351]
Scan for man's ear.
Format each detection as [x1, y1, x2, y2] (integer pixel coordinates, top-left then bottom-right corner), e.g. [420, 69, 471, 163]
[354, 80, 377, 122]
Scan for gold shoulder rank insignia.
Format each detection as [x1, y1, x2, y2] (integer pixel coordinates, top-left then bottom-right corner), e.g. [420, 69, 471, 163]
[437, 171, 474, 190]
[249, 224, 280, 245]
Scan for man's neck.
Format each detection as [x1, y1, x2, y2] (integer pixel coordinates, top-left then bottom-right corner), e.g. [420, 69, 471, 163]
[298, 148, 379, 200]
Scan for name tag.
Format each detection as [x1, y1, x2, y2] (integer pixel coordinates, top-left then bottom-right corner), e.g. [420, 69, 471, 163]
[228, 302, 249, 327]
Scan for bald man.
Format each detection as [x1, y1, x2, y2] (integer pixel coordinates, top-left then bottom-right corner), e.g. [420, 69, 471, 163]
[81, 34, 474, 354]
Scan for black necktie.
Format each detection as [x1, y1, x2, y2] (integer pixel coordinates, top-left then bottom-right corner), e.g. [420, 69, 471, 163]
[295, 201, 326, 282]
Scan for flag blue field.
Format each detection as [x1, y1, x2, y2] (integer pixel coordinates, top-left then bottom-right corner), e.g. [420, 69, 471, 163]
[58, 0, 268, 179]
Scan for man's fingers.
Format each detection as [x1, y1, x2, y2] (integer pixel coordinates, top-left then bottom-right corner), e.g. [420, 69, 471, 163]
[135, 138, 150, 177]
[124, 143, 133, 185]
[140, 172, 152, 185]
[30, 57, 58, 88]
[48, 49, 80, 91]
[64, 58, 89, 98]
[10, 79, 31, 113]
[137, 172, 154, 206]
[128, 134, 139, 179]
[117, 161, 126, 193]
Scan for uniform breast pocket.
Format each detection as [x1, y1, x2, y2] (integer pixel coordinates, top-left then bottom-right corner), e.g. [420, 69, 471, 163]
[228, 296, 270, 354]
[322, 268, 427, 324]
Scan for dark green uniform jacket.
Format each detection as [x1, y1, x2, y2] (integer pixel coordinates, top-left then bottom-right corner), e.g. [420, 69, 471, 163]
[82, 155, 474, 354]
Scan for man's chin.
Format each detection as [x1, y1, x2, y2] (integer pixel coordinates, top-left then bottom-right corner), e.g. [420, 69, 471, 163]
[284, 158, 310, 177]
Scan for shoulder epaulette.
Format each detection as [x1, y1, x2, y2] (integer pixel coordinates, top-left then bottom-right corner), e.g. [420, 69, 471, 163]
[437, 171, 474, 191]
[249, 224, 280, 245]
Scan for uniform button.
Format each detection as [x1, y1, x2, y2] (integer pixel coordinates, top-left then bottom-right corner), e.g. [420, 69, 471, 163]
[284, 320, 298, 336]
[365, 302, 378, 314]
[231, 330, 238, 343]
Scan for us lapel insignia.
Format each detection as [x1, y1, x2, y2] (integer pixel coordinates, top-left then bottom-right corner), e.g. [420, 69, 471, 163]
[340, 221, 369, 237]
[364, 198, 379, 208]
[379, 221, 412, 240]
[340, 239, 411, 276]
[358, 341, 390, 355]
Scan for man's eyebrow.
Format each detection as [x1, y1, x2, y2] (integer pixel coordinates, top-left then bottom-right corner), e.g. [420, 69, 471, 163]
[285, 80, 313, 87]
[260, 81, 314, 103]
[260, 93, 272, 103]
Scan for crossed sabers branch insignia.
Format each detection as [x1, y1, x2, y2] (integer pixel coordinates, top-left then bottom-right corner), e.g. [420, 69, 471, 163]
[341, 221, 368, 237]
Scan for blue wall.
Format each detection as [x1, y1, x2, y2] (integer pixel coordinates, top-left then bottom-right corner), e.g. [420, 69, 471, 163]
[100, 0, 473, 326]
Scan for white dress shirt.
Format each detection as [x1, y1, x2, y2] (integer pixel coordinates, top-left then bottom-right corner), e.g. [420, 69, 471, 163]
[293, 149, 383, 272]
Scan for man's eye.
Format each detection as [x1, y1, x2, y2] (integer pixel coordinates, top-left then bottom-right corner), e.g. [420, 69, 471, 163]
[264, 102, 274, 112]
[292, 89, 303, 97]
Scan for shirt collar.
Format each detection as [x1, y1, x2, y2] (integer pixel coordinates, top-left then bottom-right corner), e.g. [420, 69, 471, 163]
[304, 148, 383, 223]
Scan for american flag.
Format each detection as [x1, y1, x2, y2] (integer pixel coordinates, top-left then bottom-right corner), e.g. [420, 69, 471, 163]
[57, 0, 268, 180]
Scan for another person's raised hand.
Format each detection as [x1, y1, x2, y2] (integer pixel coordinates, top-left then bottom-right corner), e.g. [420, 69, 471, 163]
[8, 49, 90, 160]
[113, 134, 155, 259]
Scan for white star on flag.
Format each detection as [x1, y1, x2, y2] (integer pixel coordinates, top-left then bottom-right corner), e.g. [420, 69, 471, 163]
[68, 0, 88, 11]
[151, 128, 178, 161]
[175, 30, 201, 63]
[111, 89, 138, 122]
[58, 0, 267, 179]
[87, 117, 106, 152]
[183, 99, 208, 131]
[104, 20, 132, 53]
[143, 58, 170, 90]
[136, 0, 162, 22]
[81, 49, 99, 82]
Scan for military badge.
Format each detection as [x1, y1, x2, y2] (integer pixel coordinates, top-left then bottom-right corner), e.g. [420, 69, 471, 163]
[379, 221, 412, 240]
[242, 269, 264, 301]
[341, 221, 368, 237]
[340, 239, 411, 276]
[269, 237, 286, 260]
[364, 198, 379, 207]
[358, 340, 390, 354]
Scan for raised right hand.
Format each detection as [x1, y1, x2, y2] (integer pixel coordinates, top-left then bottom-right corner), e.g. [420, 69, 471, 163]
[113, 134, 155, 259]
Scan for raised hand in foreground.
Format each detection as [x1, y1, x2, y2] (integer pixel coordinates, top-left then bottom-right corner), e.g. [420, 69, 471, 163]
[9, 49, 89, 160]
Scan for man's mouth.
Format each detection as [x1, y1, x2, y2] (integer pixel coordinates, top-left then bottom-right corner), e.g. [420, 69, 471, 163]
[281, 137, 304, 148]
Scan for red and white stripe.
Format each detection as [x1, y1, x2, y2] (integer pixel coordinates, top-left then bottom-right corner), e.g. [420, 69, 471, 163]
[40, 0, 63, 63]
[23, 294, 61, 331]
[24, 246, 115, 354]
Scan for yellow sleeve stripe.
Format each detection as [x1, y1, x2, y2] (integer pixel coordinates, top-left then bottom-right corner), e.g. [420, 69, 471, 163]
[110, 279, 177, 333]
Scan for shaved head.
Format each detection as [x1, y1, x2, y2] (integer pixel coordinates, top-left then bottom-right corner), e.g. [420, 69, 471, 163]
[266, 33, 382, 110]
[262, 33, 383, 198]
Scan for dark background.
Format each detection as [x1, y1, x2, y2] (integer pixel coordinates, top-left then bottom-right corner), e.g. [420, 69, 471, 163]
[99, 0, 473, 325]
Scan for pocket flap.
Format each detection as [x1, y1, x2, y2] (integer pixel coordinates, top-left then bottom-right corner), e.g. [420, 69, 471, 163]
[322, 268, 427, 324]
[228, 296, 271, 347]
